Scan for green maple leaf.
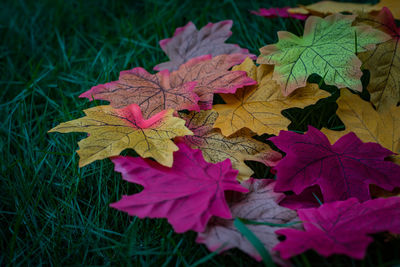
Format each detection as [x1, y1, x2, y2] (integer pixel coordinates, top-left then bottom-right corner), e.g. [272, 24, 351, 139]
[257, 14, 390, 96]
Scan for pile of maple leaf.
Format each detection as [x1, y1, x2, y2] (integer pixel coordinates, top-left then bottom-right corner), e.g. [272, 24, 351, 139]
[50, 1, 400, 265]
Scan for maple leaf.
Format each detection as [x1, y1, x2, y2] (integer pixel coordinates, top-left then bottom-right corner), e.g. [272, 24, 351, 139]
[213, 58, 330, 136]
[322, 89, 400, 165]
[110, 142, 248, 233]
[177, 110, 282, 181]
[197, 178, 298, 265]
[154, 20, 255, 71]
[356, 7, 400, 111]
[79, 68, 199, 119]
[270, 126, 400, 202]
[288, 1, 380, 16]
[48, 104, 192, 167]
[274, 197, 400, 259]
[170, 54, 256, 110]
[257, 13, 390, 96]
[251, 7, 308, 20]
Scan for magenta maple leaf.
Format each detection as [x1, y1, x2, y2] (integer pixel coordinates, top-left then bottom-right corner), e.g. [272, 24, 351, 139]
[251, 7, 308, 20]
[154, 20, 255, 71]
[110, 142, 248, 233]
[274, 197, 400, 259]
[269, 126, 400, 202]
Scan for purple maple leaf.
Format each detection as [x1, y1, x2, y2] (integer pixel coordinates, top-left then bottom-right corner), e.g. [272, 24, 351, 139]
[269, 126, 400, 202]
[110, 142, 248, 233]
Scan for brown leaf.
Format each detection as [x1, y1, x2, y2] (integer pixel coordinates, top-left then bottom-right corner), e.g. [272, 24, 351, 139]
[357, 7, 400, 111]
[178, 110, 281, 181]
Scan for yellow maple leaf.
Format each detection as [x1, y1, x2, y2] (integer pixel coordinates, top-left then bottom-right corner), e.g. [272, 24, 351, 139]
[49, 104, 193, 167]
[288, 1, 380, 16]
[178, 110, 282, 181]
[213, 58, 330, 136]
[322, 89, 400, 164]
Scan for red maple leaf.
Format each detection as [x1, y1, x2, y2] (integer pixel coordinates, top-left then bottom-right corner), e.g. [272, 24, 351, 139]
[357, 7, 400, 111]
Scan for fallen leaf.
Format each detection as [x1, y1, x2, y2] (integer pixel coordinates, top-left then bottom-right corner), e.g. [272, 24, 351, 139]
[270, 126, 400, 202]
[288, 1, 380, 16]
[110, 142, 248, 233]
[177, 110, 282, 181]
[251, 7, 308, 20]
[154, 20, 255, 71]
[375, 0, 400, 20]
[322, 89, 400, 165]
[213, 58, 330, 136]
[257, 13, 390, 96]
[197, 178, 298, 265]
[48, 104, 192, 167]
[170, 54, 256, 110]
[357, 7, 400, 111]
[274, 197, 400, 259]
[79, 68, 199, 119]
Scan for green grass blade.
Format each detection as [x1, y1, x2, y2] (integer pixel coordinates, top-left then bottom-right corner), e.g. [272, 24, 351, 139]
[233, 218, 276, 267]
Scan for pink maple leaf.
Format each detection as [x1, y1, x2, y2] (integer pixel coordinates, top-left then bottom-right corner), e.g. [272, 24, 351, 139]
[269, 126, 400, 202]
[251, 7, 308, 20]
[110, 142, 248, 233]
[274, 197, 400, 259]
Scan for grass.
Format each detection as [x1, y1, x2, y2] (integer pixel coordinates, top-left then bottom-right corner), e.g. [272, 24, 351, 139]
[1, 0, 400, 265]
